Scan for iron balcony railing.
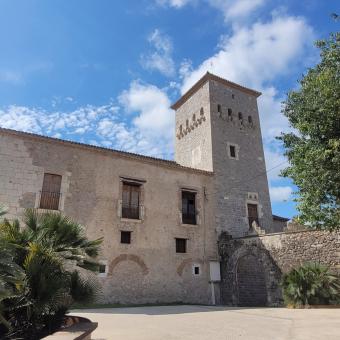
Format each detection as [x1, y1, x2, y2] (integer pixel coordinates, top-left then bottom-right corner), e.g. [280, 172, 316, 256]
[182, 213, 196, 225]
[122, 204, 140, 219]
[39, 191, 61, 210]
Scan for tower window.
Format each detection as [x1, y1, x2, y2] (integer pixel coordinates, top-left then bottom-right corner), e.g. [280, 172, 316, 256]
[229, 145, 236, 158]
[200, 107, 204, 116]
[182, 190, 197, 225]
[217, 104, 221, 113]
[176, 238, 187, 253]
[186, 119, 189, 128]
[121, 231, 131, 244]
[228, 108, 232, 117]
[192, 114, 196, 122]
[232, 94, 235, 99]
[248, 116, 253, 124]
[247, 203, 259, 229]
[238, 112, 243, 120]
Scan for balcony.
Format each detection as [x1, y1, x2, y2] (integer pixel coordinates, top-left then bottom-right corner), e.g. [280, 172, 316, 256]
[122, 204, 139, 220]
[39, 191, 61, 210]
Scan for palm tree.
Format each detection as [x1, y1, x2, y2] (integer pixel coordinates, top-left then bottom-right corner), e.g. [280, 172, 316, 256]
[0, 208, 103, 338]
[281, 262, 340, 307]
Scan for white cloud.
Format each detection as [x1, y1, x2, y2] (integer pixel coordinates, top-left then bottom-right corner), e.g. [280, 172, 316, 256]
[208, 0, 265, 23]
[0, 70, 23, 84]
[0, 81, 174, 159]
[269, 186, 293, 202]
[118, 80, 174, 138]
[156, 0, 265, 25]
[181, 15, 313, 93]
[155, 0, 191, 8]
[140, 29, 175, 77]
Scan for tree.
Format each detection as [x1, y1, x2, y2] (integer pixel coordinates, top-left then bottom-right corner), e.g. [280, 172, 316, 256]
[0, 209, 103, 338]
[279, 30, 340, 229]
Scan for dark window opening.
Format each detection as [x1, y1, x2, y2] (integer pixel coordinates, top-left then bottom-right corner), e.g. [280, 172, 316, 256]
[39, 173, 62, 210]
[247, 203, 259, 229]
[193, 114, 196, 122]
[122, 182, 140, 219]
[182, 191, 196, 225]
[200, 107, 204, 116]
[229, 145, 236, 158]
[217, 104, 221, 113]
[228, 108, 232, 116]
[121, 231, 131, 244]
[99, 264, 106, 273]
[248, 116, 253, 124]
[176, 238, 187, 253]
[194, 266, 200, 275]
[238, 112, 243, 120]
[232, 94, 235, 99]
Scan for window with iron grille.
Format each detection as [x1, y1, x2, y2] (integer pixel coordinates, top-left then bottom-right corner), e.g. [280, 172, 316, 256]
[122, 182, 140, 219]
[176, 238, 187, 253]
[99, 264, 106, 273]
[247, 203, 259, 229]
[229, 145, 236, 158]
[121, 231, 131, 244]
[182, 191, 196, 225]
[39, 173, 62, 210]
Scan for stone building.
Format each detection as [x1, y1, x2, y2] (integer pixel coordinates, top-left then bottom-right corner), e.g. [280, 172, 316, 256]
[0, 72, 299, 305]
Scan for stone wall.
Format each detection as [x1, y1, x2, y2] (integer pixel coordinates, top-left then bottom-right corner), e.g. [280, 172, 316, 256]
[0, 129, 218, 305]
[219, 230, 340, 306]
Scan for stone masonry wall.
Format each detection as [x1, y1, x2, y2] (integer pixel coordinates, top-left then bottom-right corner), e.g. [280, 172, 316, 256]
[219, 230, 340, 306]
[0, 129, 218, 305]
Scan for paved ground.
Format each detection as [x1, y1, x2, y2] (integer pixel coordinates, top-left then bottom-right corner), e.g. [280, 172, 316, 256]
[70, 305, 340, 340]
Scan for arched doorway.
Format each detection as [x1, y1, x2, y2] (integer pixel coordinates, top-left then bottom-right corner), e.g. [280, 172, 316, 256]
[236, 254, 267, 306]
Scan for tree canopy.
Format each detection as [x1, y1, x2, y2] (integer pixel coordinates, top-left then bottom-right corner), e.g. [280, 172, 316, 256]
[279, 30, 340, 229]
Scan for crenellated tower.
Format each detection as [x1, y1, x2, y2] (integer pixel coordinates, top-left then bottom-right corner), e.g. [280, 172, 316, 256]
[172, 72, 273, 237]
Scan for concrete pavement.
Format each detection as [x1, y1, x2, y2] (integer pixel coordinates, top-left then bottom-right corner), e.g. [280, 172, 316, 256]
[70, 305, 340, 340]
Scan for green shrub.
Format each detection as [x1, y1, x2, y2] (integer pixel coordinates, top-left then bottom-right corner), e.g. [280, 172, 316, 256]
[0, 208, 103, 338]
[281, 262, 340, 307]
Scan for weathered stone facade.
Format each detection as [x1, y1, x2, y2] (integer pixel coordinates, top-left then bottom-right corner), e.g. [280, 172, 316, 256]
[219, 230, 340, 306]
[174, 73, 273, 237]
[3, 72, 332, 306]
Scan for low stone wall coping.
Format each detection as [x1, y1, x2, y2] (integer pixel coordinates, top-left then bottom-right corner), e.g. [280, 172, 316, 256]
[42, 316, 98, 340]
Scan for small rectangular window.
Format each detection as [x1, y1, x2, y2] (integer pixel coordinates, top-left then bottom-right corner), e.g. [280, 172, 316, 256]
[99, 264, 106, 274]
[229, 145, 236, 158]
[122, 182, 141, 219]
[182, 191, 196, 225]
[194, 266, 200, 275]
[217, 104, 221, 112]
[176, 238, 187, 253]
[39, 173, 62, 210]
[247, 203, 259, 229]
[121, 231, 131, 244]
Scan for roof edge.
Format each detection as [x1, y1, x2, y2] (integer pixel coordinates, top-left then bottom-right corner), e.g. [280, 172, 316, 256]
[0, 127, 214, 176]
[171, 72, 262, 110]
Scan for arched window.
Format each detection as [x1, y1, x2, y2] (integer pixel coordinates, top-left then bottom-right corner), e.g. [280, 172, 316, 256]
[248, 116, 253, 124]
[217, 104, 221, 113]
[200, 107, 204, 116]
[238, 112, 243, 120]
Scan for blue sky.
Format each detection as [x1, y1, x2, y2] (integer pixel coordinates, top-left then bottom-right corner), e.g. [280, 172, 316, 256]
[0, 0, 338, 218]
